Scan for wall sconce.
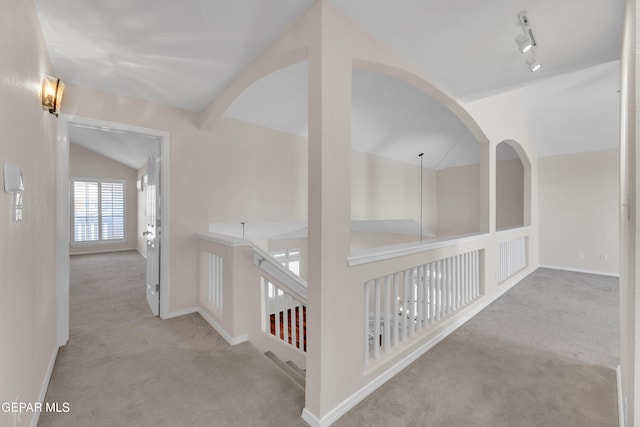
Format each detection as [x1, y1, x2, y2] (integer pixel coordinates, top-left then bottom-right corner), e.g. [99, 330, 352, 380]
[42, 75, 65, 116]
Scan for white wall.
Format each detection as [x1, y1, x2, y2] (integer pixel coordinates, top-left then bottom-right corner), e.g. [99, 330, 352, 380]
[69, 143, 138, 255]
[436, 163, 481, 237]
[0, 0, 58, 425]
[538, 149, 619, 275]
[352, 150, 437, 232]
[205, 117, 308, 223]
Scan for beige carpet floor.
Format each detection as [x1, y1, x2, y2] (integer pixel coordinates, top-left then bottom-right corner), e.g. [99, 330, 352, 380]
[40, 252, 618, 426]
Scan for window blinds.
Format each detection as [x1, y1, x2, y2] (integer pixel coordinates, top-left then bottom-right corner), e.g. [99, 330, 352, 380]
[73, 181, 99, 242]
[73, 180, 125, 243]
[101, 182, 125, 240]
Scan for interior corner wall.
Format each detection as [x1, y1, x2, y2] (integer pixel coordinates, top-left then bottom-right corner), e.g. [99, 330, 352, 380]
[137, 162, 148, 258]
[538, 148, 619, 275]
[0, 0, 59, 425]
[351, 150, 437, 232]
[69, 143, 138, 255]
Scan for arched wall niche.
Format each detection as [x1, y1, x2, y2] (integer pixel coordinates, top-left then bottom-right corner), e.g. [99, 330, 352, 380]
[496, 139, 532, 229]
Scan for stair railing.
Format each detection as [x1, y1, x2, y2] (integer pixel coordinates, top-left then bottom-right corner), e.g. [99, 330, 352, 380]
[253, 246, 307, 354]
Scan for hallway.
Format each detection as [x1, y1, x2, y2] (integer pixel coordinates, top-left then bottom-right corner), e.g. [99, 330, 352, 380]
[40, 252, 618, 426]
[39, 251, 307, 427]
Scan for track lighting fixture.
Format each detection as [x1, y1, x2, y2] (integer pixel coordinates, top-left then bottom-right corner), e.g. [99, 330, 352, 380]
[515, 11, 542, 72]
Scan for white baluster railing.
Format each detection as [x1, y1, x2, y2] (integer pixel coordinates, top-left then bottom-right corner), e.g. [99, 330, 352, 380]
[364, 249, 481, 364]
[262, 277, 307, 353]
[498, 236, 527, 283]
[207, 252, 223, 314]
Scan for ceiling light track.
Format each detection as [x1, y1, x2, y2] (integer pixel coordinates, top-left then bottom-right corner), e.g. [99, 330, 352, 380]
[515, 10, 542, 72]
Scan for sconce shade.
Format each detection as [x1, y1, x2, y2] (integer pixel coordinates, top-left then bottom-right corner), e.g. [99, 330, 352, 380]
[42, 75, 65, 116]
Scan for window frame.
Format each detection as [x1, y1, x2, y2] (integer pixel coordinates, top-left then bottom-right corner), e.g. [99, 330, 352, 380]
[70, 177, 127, 246]
[270, 248, 301, 277]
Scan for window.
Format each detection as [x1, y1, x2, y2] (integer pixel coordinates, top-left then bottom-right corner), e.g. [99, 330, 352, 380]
[72, 178, 125, 243]
[270, 248, 301, 276]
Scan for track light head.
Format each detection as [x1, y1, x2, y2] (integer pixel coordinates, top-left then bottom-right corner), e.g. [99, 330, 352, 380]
[515, 34, 533, 53]
[526, 57, 542, 72]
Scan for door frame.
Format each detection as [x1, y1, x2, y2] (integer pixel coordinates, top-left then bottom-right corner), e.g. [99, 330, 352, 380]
[56, 114, 171, 346]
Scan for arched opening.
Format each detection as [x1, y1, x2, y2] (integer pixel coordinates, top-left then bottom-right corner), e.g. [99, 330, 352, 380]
[495, 140, 530, 230]
[350, 67, 484, 251]
[206, 60, 310, 279]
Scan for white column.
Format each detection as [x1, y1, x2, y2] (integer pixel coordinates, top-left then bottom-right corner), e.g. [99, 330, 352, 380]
[305, 2, 357, 418]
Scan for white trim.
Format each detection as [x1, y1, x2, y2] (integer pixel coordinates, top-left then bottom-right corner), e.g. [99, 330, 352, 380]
[538, 264, 620, 278]
[70, 247, 138, 256]
[57, 115, 172, 347]
[30, 344, 59, 427]
[348, 232, 489, 266]
[253, 245, 307, 301]
[163, 306, 199, 319]
[56, 116, 70, 346]
[197, 308, 248, 346]
[301, 408, 321, 427]
[301, 266, 533, 427]
[168, 306, 250, 347]
[198, 232, 308, 301]
[197, 232, 252, 248]
[617, 365, 625, 427]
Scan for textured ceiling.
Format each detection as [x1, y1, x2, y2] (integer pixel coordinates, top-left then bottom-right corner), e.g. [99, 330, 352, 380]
[36, 0, 623, 168]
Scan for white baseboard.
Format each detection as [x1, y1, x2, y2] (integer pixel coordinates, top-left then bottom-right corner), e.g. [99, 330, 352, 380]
[301, 408, 321, 427]
[30, 343, 60, 427]
[301, 267, 532, 427]
[69, 247, 139, 256]
[163, 306, 199, 319]
[162, 306, 247, 345]
[197, 308, 248, 346]
[538, 264, 619, 278]
[136, 248, 147, 260]
[617, 365, 626, 427]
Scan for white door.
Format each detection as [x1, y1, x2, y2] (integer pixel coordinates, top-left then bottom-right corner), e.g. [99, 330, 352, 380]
[145, 155, 161, 316]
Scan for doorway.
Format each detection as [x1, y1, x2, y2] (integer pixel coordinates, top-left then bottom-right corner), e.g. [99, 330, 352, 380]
[56, 115, 171, 346]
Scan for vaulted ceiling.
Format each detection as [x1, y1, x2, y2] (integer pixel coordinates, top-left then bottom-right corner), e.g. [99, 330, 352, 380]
[35, 0, 623, 168]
